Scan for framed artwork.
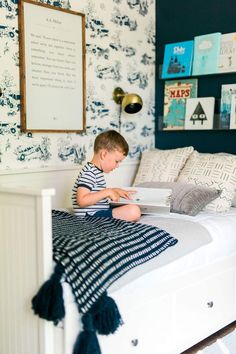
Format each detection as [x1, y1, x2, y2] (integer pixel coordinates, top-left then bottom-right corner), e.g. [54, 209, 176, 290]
[230, 94, 236, 129]
[185, 97, 215, 130]
[163, 78, 198, 130]
[219, 84, 236, 129]
[18, 0, 86, 132]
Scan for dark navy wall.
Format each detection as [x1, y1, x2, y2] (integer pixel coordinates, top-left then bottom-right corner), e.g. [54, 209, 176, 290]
[155, 0, 236, 153]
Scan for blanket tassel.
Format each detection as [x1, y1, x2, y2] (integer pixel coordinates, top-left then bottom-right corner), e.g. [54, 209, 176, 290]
[92, 292, 123, 335]
[31, 263, 65, 325]
[73, 314, 101, 354]
[73, 292, 122, 354]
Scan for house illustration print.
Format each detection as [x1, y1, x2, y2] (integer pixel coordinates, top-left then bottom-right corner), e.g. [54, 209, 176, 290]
[185, 97, 215, 130]
[167, 55, 186, 75]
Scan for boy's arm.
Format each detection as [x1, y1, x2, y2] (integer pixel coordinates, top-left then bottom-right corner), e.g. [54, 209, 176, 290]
[77, 187, 120, 207]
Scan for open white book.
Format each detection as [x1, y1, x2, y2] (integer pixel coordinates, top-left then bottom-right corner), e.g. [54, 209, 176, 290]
[110, 187, 172, 215]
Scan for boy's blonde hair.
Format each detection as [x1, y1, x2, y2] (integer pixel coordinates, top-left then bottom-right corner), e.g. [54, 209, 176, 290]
[94, 130, 129, 156]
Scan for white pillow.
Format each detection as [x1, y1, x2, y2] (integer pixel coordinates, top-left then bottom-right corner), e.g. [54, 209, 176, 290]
[217, 152, 236, 207]
[133, 146, 194, 186]
[232, 194, 236, 207]
[177, 151, 236, 212]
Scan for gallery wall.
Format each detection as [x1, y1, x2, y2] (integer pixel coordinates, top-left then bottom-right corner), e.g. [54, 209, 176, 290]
[0, 0, 155, 170]
[155, 0, 236, 153]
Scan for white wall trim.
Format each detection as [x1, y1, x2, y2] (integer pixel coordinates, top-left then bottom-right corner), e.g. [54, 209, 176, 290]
[0, 159, 139, 176]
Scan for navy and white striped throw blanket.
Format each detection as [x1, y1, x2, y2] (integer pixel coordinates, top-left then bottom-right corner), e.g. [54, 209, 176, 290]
[32, 210, 178, 354]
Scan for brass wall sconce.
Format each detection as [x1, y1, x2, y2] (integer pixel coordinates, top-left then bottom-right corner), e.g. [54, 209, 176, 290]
[113, 87, 143, 114]
[113, 87, 143, 131]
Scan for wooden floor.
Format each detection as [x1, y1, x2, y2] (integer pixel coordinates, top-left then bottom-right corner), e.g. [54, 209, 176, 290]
[181, 321, 236, 354]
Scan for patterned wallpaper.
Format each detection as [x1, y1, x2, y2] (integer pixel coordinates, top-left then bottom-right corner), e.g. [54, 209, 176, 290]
[0, 0, 155, 170]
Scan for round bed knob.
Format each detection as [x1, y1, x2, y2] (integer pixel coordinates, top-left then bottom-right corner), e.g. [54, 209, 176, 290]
[131, 338, 139, 346]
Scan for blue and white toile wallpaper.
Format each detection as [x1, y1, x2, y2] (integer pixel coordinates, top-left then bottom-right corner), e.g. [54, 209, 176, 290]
[0, 0, 155, 170]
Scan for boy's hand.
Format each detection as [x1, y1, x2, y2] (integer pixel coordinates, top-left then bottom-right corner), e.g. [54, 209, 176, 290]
[108, 188, 120, 202]
[112, 188, 137, 200]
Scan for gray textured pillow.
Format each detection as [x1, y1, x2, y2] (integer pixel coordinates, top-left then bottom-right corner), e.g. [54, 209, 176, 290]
[137, 181, 222, 216]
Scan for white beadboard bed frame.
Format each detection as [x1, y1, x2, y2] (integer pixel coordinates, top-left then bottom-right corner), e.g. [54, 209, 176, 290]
[0, 161, 236, 354]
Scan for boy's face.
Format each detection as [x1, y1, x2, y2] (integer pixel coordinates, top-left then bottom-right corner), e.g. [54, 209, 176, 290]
[100, 149, 126, 173]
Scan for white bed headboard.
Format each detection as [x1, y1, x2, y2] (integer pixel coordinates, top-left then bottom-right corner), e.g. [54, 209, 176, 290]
[0, 161, 139, 209]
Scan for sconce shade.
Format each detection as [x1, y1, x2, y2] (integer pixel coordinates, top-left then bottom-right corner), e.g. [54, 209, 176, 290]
[113, 87, 143, 114]
[122, 93, 143, 113]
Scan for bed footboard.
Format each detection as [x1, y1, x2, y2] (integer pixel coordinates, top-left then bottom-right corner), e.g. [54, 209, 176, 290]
[0, 186, 55, 354]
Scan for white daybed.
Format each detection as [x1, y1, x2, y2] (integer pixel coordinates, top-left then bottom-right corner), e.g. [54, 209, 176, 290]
[0, 182, 236, 354]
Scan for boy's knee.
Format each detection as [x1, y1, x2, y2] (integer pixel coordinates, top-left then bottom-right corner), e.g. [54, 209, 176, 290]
[129, 205, 141, 221]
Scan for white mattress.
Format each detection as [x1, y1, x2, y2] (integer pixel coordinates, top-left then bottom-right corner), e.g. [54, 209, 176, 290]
[63, 208, 236, 302]
[142, 207, 236, 271]
[152, 207, 236, 263]
[61, 208, 236, 354]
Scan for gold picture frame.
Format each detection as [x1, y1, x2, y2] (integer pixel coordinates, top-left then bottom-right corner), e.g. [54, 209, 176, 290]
[18, 0, 86, 133]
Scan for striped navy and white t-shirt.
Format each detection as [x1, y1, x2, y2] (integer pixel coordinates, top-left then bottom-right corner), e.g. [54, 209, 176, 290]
[72, 162, 110, 217]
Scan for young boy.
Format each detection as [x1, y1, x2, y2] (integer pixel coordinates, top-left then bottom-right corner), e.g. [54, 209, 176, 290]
[72, 130, 141, 222]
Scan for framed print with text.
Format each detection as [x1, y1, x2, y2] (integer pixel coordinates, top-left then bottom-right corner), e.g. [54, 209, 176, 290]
[19, 0, 86, 132]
